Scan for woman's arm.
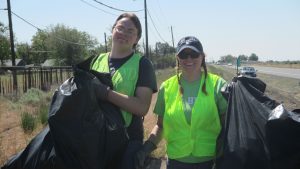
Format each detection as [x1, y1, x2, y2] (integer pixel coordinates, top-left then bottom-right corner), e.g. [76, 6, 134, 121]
[147, 115, 163, 145]
[107, 86, 153, 116]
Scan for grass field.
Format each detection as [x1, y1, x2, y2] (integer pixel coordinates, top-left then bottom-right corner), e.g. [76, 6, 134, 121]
[255, 62, 300, 69]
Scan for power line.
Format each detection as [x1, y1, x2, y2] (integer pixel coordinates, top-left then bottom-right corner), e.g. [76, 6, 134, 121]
[147, 1, 165, 29]
[79, 0, 118, 16]
[93, 0, 143, 13]
[148, 25, 161, 45]
[154, 0, 170, 26]
[147, 9, 167, 43]
[11, 11, 97, 46]
[11, 11, 42, 31]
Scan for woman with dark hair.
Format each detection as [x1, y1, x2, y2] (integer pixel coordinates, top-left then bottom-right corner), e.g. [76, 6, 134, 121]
[135, 36, 227, 169]
[90, 13, 157, 169]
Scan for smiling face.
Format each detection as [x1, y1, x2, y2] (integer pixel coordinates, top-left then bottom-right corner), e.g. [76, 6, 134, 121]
[112, 17, 139, 52]
[177, 48, 204, 75]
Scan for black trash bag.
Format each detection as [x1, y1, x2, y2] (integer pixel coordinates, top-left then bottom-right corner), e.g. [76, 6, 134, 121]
[266, 107, 300, 169]
[217, 76, 279, 169]
[1, 126, 55, 169]
[1, 59, 128, 169]
[47, 66, 128, 169]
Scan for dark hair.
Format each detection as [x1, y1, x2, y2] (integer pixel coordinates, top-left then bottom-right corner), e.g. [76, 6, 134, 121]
[112, 13, 142, 48]
[176, 52, 208, 95]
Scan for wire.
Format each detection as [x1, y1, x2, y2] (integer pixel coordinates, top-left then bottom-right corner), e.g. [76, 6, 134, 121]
[154, 0, 169, 26]
[11, 11, 42, 31]
[79, 0, 118, 16]
[148, 25, 160, 45]
[147, 9, 168, 43]
[11, 11, 97, 46]
[92, 0, 143, 13]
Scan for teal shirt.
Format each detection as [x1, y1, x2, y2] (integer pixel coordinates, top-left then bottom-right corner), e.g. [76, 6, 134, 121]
[154, 75, 228, 163]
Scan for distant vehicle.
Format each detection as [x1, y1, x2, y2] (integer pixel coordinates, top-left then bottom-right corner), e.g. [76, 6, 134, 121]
[239, 66, 257, 77]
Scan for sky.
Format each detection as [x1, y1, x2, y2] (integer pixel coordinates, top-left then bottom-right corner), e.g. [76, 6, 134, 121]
[1, 0, 300, 62]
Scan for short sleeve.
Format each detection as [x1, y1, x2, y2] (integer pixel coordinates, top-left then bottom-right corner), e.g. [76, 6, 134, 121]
[153, 83, 166, 117]
[136, 56, 158, 93]
[215, 78, 228, 115]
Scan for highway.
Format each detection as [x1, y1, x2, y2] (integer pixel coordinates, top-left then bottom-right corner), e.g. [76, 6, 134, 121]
[222, 64, 300, 79]
[253, 66, 300, 79]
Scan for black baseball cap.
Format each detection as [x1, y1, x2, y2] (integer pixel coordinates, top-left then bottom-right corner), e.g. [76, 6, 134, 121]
[176, 36, 203, 55]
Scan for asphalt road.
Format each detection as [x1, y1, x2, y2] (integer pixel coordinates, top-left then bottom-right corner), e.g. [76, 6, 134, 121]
[253, 66, 300, 79]
[223, 65, 300, 79]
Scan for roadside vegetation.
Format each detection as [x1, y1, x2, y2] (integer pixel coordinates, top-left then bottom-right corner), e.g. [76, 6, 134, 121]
[18, 88, 52, 132]
[255, 61, 300, 69]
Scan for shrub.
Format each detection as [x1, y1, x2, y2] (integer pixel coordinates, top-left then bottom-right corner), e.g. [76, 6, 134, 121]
[39, 104, 49, 125]
[18, 88, 45, 106]
[21, 112, 36, 132]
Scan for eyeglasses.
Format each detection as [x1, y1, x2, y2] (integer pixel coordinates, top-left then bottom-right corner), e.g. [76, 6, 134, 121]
[178, 50, 200, 59]
[114, 26, 137, 36]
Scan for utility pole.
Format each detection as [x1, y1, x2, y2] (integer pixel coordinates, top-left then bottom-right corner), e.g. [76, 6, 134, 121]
[7, 0, 18, 92]
[171, 26, 175, 49]
[144, 0, 149, 57]
[104, 32, 107, 52]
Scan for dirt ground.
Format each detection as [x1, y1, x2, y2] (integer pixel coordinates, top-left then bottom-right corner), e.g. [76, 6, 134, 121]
[0, 68, 299, 168]
[0, 99, 44, 167]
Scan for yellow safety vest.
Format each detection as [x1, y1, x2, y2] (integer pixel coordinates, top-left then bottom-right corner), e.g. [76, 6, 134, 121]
[90, 52, 141, 127]
[163, 73, 221, 159]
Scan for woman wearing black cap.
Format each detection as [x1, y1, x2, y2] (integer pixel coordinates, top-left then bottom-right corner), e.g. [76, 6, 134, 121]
[135, 36, 228, 169]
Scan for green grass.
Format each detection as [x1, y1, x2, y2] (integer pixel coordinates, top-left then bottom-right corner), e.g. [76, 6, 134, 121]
[155, 68, 176, 85]
[207, 64, 237, 82]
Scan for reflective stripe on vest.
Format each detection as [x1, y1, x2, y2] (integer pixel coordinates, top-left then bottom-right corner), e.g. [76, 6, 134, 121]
[163, 73, 221, 159]
[90, 52, 141, 127]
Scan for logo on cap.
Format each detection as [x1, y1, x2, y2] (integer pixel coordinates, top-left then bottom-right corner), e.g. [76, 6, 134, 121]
[176, 36, 203, 55]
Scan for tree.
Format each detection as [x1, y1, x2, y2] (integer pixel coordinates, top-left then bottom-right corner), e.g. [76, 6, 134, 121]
[90, 44, 107, 57]
[220, 54, 235, 63]
[51, 25, 98, 65]
[238, 54, 248, 61]
[148, 42, 175, 68]
[0, 22, 10, 65]
[31, 30, 50, 65]
[155, 42, 175, 57]
[31, 24, 98, 65]
[16, 42, 31, 64]
[249, 53, 258, 61]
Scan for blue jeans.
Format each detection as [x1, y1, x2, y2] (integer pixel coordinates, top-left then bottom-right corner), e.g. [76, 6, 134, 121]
[167, 159, 214, 169]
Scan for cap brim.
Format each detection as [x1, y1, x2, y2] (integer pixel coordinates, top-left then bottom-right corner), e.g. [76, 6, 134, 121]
[176, 46, 200, 55]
